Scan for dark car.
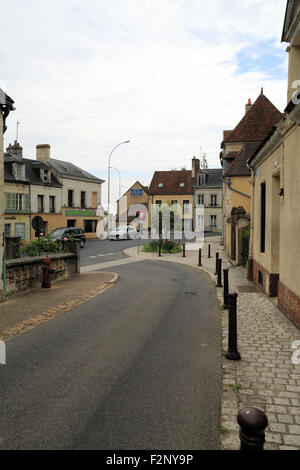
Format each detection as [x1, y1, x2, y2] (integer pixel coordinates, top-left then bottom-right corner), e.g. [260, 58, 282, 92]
[45, 227, 86, 248]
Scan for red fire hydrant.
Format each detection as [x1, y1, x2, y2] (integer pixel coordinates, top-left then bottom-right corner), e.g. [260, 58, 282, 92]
[42, 257, 54, 289]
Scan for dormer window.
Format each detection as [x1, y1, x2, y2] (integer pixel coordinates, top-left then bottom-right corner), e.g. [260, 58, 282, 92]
[198, 174, 206, 185]
[40, 168, 51, 183]
[13, 163, 25, 180]
[158, 183, 163, 188]
[180, 183, 185, 187]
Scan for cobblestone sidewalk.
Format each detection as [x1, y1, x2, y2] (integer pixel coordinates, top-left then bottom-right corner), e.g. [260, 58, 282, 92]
[124, 239, 300, 450]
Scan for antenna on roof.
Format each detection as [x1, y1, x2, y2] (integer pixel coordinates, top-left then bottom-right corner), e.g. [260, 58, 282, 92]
[261, 87, 264, 95]
[16, 121, 20, 142]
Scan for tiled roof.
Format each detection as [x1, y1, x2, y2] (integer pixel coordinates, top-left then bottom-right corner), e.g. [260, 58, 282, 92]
[149, 171, 193, 195]
[49, 159, 104, 183]
[4, 155, 62, 187]
[225, 143, 261, 177]
[223, 130, 233, 140]
[194, 169, 223, 188]
[224, 152, 239, 160]
[223, 94, 282, 144]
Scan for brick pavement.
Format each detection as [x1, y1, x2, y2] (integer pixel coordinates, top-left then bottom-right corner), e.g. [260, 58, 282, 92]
[124, 238, 300, 450]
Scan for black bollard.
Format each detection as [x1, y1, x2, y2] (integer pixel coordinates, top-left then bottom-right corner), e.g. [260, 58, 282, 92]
[225, 292, 241, 361]
[208, 244, 211, 259]
[216, 258, 222, 288]
[223, 269, 229, 309]
[198, 249, 202, 267]
[237, 408, 268, 451]
[183, 243, 186, 258]
[215, 252, 219, 275]
[159, 241, 162, 257]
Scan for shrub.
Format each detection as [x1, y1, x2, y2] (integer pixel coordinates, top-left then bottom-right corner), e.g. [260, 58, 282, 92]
[143, 240, 182, 254]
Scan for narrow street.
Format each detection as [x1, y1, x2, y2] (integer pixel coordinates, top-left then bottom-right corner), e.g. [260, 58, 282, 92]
[0, 258, 221, 450]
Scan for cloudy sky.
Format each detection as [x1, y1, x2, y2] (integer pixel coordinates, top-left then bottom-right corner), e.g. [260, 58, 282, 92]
[0, 0, 288, 208]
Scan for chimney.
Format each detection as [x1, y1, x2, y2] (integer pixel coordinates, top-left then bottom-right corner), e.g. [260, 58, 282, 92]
[6, 140, 23, 158]
[192, 156, 200, 178]
[245, 98, 252, 114]
[36, 144, 50, 162]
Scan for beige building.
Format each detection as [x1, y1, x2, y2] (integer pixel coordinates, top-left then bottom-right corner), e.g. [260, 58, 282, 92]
[192, 157, 223, 233]
[148, 170, 194, 233]
[220, 92, 282, 264]
[0, 89, 14, 301]
[117, 181, 150, 226]
[247, 0, 300, 328]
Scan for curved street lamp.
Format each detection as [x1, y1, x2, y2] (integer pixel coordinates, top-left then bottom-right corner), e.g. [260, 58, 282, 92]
[107, 140, 130, 231]
[110, 166, 121, 200]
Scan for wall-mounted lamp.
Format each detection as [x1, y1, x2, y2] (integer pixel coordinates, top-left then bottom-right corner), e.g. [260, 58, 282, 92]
[279, 188, 285, 197]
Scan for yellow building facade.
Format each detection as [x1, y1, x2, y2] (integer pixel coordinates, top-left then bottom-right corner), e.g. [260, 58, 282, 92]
[248, 0, 300, 328]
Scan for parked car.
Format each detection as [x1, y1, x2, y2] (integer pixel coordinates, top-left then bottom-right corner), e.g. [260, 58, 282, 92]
[109, 226, 139, 241]
[45, 227, 86, 248]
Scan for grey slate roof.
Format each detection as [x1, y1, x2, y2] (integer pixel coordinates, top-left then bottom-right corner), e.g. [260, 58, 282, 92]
[194, 169, 223, 188]
[49, 159, 104, 183]
[4, 155, 62, 187]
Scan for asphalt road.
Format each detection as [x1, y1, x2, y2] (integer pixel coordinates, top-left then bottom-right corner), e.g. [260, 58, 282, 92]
[0, 261, 221, 450]
[81, 233, 222, 267]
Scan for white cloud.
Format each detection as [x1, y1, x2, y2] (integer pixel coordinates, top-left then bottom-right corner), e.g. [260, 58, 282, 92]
[0, 0, 288, 207]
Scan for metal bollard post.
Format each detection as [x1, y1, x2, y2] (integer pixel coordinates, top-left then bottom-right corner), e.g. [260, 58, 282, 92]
[215, 252, 219, 275]
[159, 241, 162, 257]
[225, 292, 241, 361]
[208, 244, 211, 259]
[237, 408, 268, 451]
[216, 258, 222, 288]
[198, 249, 202, 267]
[183, 243, 186, 258]
[223, 269, 229, 309]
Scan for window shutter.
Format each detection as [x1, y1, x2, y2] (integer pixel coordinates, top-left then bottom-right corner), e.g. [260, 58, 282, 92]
[5, 193, 16, 211]
[24, 194, 30, 211]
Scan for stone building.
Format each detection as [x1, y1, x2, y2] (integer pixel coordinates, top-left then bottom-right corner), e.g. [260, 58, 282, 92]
[0, 89, 15, 301]
[247, 0, 300, 328]
[192, 157, 223, 233]
[220, 92, 282, 264]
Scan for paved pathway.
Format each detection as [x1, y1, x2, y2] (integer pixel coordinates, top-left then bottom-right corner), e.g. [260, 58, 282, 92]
[124, 238, 300, 450]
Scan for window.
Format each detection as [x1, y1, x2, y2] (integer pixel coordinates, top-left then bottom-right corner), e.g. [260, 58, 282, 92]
[84, 220, 97, 233]
[210, 215, 217, 228]
[43, 169, 50, 182]
[183, 200, 190, 214]
[198, 195, 205, 205]
[67, 220, 76, 228]
[180, 183, 185, 188]
[16, 164, 22, 178]
[5, 193, 29, 212]
[81, 191, 86, 208]
[211, 195, 217, 207]
[260, 182, 266, 253]
[171, 200, 178, 206]
[16, 194, 23, 211]
[4, 224, 11, 238]
[156, 200, 162, 206]
[15, 223, 26, 240]
[38, 195, 44, 213]
[198, 175, 206, 185]
[158, 183, 163, 188]
[197, 215, 204, 231]
[49, 196, 55, 213]
[68, 190, 74, 207]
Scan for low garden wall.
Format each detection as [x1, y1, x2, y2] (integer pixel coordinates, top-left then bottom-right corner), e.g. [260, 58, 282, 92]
[5, 253, 78, 297]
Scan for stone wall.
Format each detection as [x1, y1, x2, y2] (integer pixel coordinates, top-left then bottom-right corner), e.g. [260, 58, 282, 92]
[4, 253, 77, 297]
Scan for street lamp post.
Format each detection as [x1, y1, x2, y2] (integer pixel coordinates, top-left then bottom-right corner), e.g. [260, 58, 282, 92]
[108, 140, 130, 232]
[110, 166, 121, 200]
